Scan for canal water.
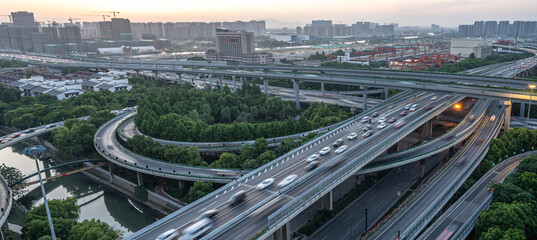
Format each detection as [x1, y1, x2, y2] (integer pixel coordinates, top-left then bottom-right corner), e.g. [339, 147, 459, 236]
[0, 143, 162, 236]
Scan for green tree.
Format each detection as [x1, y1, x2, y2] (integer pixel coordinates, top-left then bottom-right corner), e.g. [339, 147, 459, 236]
[22, 198, 80, 240]
[68, 219, 121, 240]
[253, 138, 268, 156]
[211, 152, 239, 169]
[188, 181, 213, 202]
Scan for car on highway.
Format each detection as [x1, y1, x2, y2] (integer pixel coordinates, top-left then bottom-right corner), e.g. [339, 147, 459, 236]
[347, 132, 358, 140]
[362, 125, 372, 131]
[431, 96, 438, 101]
[410, 107, 417, 112]
[319, 147, 331, 156]
[400, 111, 408, 116]
[179, 218, 213, 240]
[333, 138, 344, 147]
[9, 133, 21, 138]
[372, 112, 379, 117]
[228, 190, 247, 206]
[361, 116, 369, 123]
[388, 105, 395, 109]
[389, 117, 397, 123]
[45, 124, 56, 129]
[377, 117, 386, 124]
[0, 139, 10, 144]
[393, 121, 406, 128]
[335, 145, 348, 154]
[155, 229, 178, 240]
[305, 154, 319, 163]
[23, 128, 35, 133]
[278, 174, 298, 188]
[425, 106, 433, 111]
[469, 114, 475, 121]
[404, 104, 411, 110]
[197, 209, 218, 221]
[257, 178, 275, 190]
[362, 130, 373, 138]
[411, 104, 418, 108]
[377, 123, 387, 129]
[305, 161, 319, 171]
[490, 115, 496, 122]
[107, 145, 114, 150]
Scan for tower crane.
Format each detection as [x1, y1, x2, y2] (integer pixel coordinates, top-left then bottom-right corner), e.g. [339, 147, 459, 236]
[67, 17, 81, 24]
[94, 11, 120, 18]
[83, 15, 110, 21]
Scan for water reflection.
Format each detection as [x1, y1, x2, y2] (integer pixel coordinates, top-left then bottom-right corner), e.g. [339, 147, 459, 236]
[1, 143, 162, 236]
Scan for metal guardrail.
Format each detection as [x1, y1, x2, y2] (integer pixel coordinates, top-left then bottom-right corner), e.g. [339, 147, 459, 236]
[126, 90, 412, 240]
[265, 96, 458, 233]
[359, 99, 491, 174]
[399, 105, 504, 240]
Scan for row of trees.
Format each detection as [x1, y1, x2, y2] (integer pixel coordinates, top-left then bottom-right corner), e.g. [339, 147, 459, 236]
[472, 155, 537, 240]
[127, 135, 208, 167]
[21, 198, 121, 240]
[135, 83, 350, 142]
[431, 52, 534, 73]
[0, 59, 27, 68]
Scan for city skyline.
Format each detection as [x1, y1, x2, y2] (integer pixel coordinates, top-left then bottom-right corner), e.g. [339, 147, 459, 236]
[3, 0, 537, 28]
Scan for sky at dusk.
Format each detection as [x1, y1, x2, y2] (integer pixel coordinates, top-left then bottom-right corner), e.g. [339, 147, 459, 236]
[2, 0, 536, 27]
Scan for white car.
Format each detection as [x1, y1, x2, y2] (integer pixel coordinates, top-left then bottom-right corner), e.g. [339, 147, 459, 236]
[335, 145, 349, 154]
[377, 117, 386, 124]
[431, 96, 438, 101]
[305, 154, 319, 163]
[347, 132, 358, 140]
[362, 130, 373, 138]
[377, 123, 387, 129]
[319, 147, 331, 156]
[257, 178, 275, 190]
[155, 229, 178, 240]
[278, 175, 298, 188]
[410, 107, 417, 112]
[361, 117, 369, 123]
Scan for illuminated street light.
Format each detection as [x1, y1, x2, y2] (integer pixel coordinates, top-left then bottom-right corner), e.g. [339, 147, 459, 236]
[454, 104, 462, 110]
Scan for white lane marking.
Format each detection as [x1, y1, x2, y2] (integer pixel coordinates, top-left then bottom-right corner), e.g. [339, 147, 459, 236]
[245, 178, 248, 183]
[258, 172, 261, 176]
[224, 190, 227, 194]
[231, 186, 234, 190]
[264, 169, 267, 173]
[215, 194, 218, 199]
[270, 165, 273, 170]
[276, 162, 279, 167]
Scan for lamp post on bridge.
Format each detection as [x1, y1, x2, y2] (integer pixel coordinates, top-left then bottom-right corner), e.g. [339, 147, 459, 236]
[22, 145, 56, 240]
[527, 84, 536, 126]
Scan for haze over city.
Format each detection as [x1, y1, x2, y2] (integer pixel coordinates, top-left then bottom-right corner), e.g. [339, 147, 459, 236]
[3, 0, 537, 27]
[1, 0, 537, 239]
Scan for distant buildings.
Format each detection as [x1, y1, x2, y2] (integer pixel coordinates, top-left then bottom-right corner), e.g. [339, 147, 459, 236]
[206, 28, 273, 64]
[458, 20, 537, 38]
[450, 38, 492, 58]
[11, 11, 35, 28]
[8, 71, 132, 100]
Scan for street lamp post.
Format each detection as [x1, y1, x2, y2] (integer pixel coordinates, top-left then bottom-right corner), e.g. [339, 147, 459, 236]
[527, 84, 536, 126]
[22, 145, 56, 240]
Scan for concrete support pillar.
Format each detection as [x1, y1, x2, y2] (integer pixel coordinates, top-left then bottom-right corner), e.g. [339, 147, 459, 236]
[42, 158, 52, 178]
[362, 86, 368, 110]
[293, 79, 300, 109]
[108, 163, 114, 182]
[272, 222, 291, 240]
[219, 76, 224, 90]
[38, 136, 45, 147]
[178, 179, 185, 189]
[504, 100, 512, 131]
[232, 76, 237, 92]
[178, 74, 182, 84]
[317, 190, 333, 211]
[384, 88, 389, 100]
[240, 76, 244, 85]
[520, 103, 525, 117]
[424, 121, 433, 139]
[263, 77, 268, 95]
[419, 159, 426, 178]
[321, 82, 325, 92]
[209, 74, 213, 93]
[137, 172, 144, 186]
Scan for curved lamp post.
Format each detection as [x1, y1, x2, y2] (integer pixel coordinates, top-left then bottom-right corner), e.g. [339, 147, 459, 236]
[22, 145, 56, 240]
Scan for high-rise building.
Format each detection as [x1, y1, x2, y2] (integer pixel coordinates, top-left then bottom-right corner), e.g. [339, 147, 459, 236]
[60, 25, 82, 43]
[473, 21, 484, 37]
[484, 21, 497, 37]
[11, 11, 35, 27]
[111, 18, 133, 41]
[375, 24, 395, 35]
[498, 21, 510, 36]
[431, 24, 440, 32]
[215, 28, 255, 62]
[458, 25, 473, 37]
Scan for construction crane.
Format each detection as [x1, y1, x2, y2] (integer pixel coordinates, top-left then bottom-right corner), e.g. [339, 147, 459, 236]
[67, 17, 81, 24]
[94, 11, 120, 18]
[0, 15, 12, 23]
[83, 14, 110, 21]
